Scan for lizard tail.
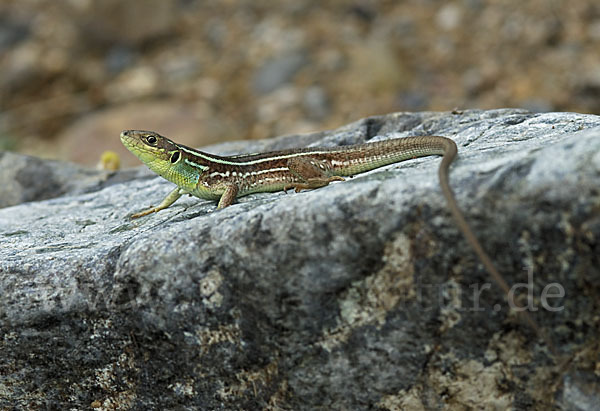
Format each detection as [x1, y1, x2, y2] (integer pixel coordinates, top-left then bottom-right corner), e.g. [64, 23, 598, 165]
[434, 136, 559, 359]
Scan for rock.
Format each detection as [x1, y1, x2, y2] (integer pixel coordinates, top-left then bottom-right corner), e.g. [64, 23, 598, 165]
[0, 109, 599, 409]
[303, 85, 330, 120]
[69, 0, 179, 46]
[104, 45, 136, 74]
[0, 151, 145, 209]
[253, 51, 308, 94]
[0, 13, 29, 53]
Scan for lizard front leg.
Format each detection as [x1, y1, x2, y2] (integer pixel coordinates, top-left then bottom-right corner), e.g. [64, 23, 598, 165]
[130, 187, 184, 218]
[283, 157, 345, 193]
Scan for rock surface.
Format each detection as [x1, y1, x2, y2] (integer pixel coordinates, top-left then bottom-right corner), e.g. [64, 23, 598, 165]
[0, 151, 150, 209]
[0, 109, 599, 409]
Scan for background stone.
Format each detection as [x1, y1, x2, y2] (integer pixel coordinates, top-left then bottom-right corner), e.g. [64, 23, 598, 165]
[1, 1, 600, 166]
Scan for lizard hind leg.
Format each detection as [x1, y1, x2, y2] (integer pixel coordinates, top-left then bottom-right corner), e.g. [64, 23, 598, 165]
[284, 157, 345, 193]
[217, 183, 239, 209]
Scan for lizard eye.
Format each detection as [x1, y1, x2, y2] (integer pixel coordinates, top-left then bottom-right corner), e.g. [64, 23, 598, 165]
[146, 135, 158, 145]
[170, 151, 180, 163]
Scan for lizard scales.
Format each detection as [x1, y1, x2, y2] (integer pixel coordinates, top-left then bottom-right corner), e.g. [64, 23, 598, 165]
[120, 129, 454, 212]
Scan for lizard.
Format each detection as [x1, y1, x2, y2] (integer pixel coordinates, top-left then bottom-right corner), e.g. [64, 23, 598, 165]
[120, 129, 557, 358]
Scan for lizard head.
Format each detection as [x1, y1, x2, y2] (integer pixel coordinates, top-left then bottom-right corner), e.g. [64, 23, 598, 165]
[120, 130, 182, 177]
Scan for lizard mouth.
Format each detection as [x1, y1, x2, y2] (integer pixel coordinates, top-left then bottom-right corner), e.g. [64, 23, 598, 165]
[120, 131, 157, 163]
[119, 130, 137, 149]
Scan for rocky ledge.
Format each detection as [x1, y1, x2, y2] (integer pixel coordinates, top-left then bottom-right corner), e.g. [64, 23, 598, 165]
[1, 109, 599, 409]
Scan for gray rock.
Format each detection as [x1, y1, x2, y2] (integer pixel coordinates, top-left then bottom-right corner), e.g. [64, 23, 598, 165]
[0, 152, 149, 209]
[105, 45, 136, 74]
[303, 85, 330, 120]
[0, 13, 29, 53]
[253, 51, 308, 94]
[0, 109, 598, 409]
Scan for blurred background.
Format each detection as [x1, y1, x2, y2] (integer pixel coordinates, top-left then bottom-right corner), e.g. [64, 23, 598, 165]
[1, 0, 599, 166]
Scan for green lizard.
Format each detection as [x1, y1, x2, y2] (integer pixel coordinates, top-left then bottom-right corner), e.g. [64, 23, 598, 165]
[120, 129, 556, 357]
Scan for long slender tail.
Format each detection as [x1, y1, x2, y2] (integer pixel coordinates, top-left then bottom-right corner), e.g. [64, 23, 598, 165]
[434, 136, 558, 358]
